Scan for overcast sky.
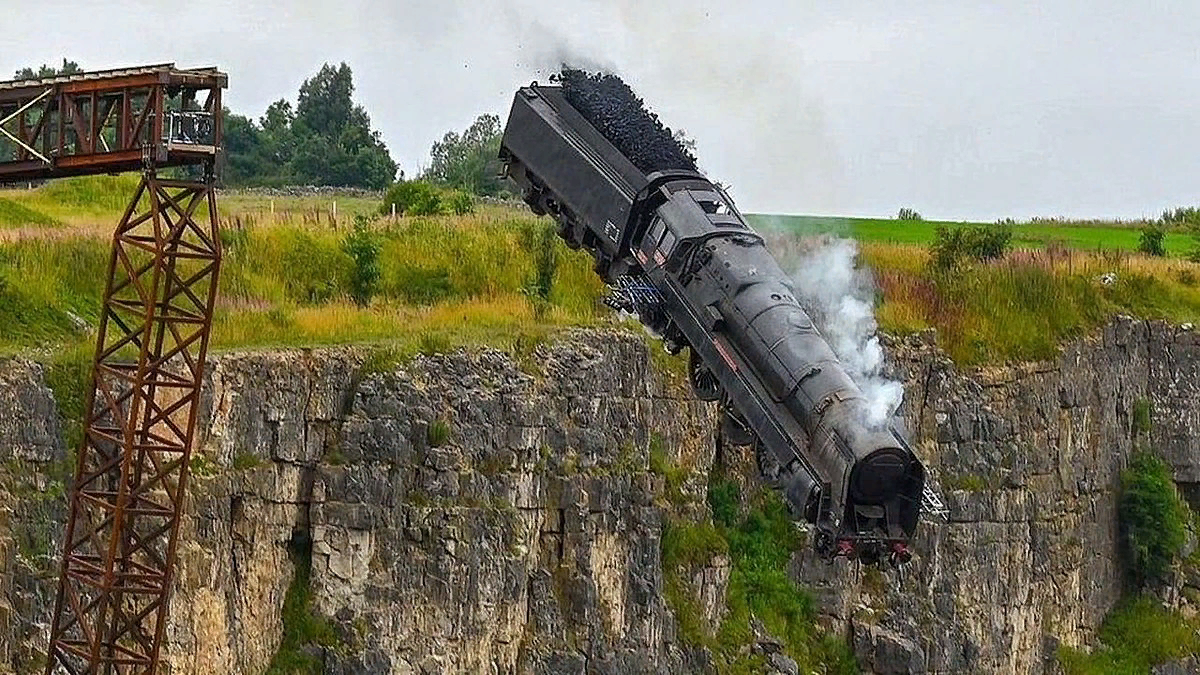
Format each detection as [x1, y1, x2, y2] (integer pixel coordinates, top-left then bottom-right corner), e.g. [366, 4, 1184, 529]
[6, 0, 1199, 219]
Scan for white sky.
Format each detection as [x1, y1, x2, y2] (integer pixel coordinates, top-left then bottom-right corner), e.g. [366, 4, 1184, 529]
[5, 0, 1200, 219]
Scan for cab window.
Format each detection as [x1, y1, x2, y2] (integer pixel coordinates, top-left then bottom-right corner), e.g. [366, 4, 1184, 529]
[660, 229, 677, 255]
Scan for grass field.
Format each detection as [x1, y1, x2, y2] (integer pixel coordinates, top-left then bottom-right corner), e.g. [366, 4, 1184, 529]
[748, 214, 1198, 257]
[1, 176, 1199, 373]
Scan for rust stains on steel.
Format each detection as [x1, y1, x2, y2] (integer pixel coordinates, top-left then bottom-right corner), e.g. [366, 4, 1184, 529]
[44, 171, 222, 674]
[0, 63, 227, 182]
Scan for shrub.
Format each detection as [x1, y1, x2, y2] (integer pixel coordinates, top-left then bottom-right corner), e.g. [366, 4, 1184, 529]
[1119, 452, 1188, 586]
[1058, 595, 1200, 675]
[447, 190, 474, 215]
[930, 223, 1012, 270]
[897, 207, 922, 221]
[381, 180, 444, 217]
[1161, 207, 1200, 262]
[521, 220, 559, 318]
[262, 228, 352, 305]
[342, 216, 381, 307]
[1137, 225, 1167, 257]
[969, 222, 1013, 260]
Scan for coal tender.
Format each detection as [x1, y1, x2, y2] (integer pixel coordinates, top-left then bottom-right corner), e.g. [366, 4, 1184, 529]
[499, 70, 926, 565]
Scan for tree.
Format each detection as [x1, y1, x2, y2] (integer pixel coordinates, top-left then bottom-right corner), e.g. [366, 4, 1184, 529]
[14, 58, 81, 80]
[219, 63, 396, 189]
[422, 114, 512, 197]
[295, 64, 356, 139]
[221, 112, 266, 185]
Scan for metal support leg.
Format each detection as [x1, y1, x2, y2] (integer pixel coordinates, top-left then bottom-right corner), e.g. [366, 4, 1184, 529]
[45, 169, 222, 674]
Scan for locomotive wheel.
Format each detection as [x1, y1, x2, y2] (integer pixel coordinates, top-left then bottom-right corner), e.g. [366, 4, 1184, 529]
[688, 349, 721, 401]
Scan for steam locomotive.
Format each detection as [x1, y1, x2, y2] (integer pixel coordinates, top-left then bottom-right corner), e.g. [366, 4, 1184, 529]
[499, 77, 928, 565]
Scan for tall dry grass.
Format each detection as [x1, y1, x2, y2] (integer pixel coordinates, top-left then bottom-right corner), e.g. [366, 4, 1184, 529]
[864, 242, 1200, 364]
[0, 203, 607, 364]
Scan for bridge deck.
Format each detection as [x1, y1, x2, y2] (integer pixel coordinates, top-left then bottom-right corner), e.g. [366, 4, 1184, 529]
[0, 63, 227, 182]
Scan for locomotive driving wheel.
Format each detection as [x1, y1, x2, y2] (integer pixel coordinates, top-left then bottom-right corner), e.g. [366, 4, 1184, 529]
[688, 348, 721, 401]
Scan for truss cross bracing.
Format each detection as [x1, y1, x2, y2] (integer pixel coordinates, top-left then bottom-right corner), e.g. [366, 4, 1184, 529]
[0, 64, 226, 182]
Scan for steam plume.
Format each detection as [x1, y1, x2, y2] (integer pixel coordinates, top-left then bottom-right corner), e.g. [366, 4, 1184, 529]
[766, 230, 903, 427]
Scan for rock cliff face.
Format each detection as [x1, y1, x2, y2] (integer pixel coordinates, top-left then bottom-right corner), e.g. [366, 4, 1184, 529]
[0, 319, 1196, 674]
[802, 318, 1200, 674]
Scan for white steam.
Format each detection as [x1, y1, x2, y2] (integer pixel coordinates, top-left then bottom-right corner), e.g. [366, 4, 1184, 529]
[779, 235, 903, 428]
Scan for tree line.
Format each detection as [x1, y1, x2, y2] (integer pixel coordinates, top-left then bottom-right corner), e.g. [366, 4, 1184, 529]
[11, 59, 509, 198]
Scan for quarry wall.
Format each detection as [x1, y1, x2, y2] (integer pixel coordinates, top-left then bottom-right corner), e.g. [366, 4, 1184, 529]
[0, 319, 1197, 674]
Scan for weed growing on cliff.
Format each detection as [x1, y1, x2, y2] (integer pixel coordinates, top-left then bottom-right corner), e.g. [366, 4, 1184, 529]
[1120, 453, 1189, 586]
[707, 475, 740, 529]
[943, 472, 995, 492]
[1058, 595, 1200, 675]
[1133, 398, 1153, 437]
[266, 531, 340, 675]
[188, 454, 219, 478]
[662, 478, 856, 674]
[232, 453, 265, 471]
[42, 340, 92, 451]
[661, 519, 729, 645]
[648, 433, 690, 504]
[427, 419, 451, 447]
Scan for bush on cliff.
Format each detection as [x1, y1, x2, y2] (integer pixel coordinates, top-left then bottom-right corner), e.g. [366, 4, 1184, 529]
[662, 471, 856, 674]
[1120, 452, 1188, 586]
[1058, 595, 1200, 675]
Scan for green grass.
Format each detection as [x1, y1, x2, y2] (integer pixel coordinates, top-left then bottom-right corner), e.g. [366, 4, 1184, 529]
[662, 475, 856, 674]
[1058, 595, 1200, 675]
[0, 197, 60, 228]
[750, 214, 1198, 257]
[0, 236, 108, 348]
[0, 202, 608, 363]
[5, 175, 1200, 378]
[0, 175, 139, 226]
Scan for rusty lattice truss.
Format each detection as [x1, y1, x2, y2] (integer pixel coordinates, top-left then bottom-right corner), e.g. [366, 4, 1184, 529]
[0, 64, 225, 181]
[44, 173, 221, 674]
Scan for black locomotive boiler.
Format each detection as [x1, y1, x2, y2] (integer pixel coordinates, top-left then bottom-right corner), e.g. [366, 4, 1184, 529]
[499, 72, 928, 565]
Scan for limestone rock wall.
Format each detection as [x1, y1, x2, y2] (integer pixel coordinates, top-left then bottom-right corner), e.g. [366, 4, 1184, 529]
[798, 318, 1200, 674]
[0, 320, 1196, 674]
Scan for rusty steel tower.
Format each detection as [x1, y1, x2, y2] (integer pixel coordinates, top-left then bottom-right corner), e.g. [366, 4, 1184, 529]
[0, 63, 227, 674]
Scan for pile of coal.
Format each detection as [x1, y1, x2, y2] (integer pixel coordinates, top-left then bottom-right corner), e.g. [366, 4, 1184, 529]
[556, 68, 697, 174]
